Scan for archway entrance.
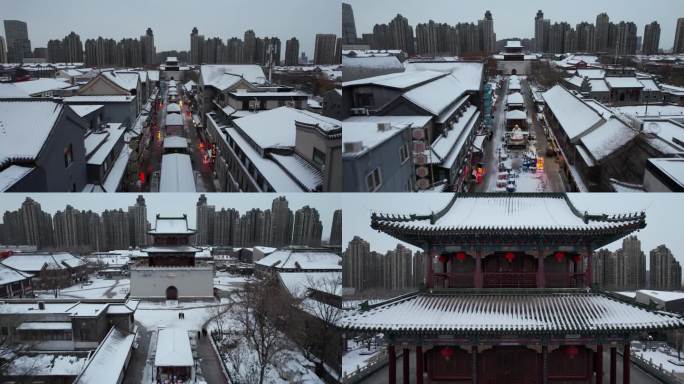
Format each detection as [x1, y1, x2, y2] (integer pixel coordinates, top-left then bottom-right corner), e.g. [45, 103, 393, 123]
[166, 286, 178, 300]
[511, 68, 518, 75]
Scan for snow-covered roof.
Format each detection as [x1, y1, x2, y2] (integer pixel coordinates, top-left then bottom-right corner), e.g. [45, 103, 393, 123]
[0, 165, 34, 192]
[342, 121, 409, 156]
[16, 322, 72, 330]
[165, 113, 184, 127]
[0, 100, 63, 165]
[63, 95, 135, 103]
[270, 153, 323, 191]
[147, 70, 160, 82]
[159, 154, 195, 192]
[149, 215, 195, 235]
[506, 92, 524, 105]
[200, 64, 267, 89]
[0, 78, 72, 97]
[74, 327, 135, 384]
[278, 271, 342, 297]
[576, 69, 606, 79]
[579, 118, 638, 162]
[154, 328, 194, 367]
[256, 249, 341, 271]
[614, 105, 684, 118]
[505, 110, 527, 120]
[605, 77, 644, 89]
[647, 158, 684, 188]
[402, 74, 469, 116]
[5, 354, 87, 376]
[69, 104, 103, 118]
[589, 79, 609, 92]
[86, 123, 126, 165]
[636, 290, 684, 303]
[166, 103, 181, 113]
[102, 71, 139, 92]
[343, 70, 445, 89]
[638, 78, 660, 92]
[428, 105, 478, 164]
[101, 145, 131, 193]
[1, 253, 84, 272]
[342, 55, 403, 70]
[542, 85, 604, 141]
[403, 62, 484, 92]
[505, 40, 522, 48]
[341, 292, 684, 333]
[163, 136, 188, 149]
[0, 264, 32, 285]
[371, 193, 645, 234]
[565, 76, 585, 88]
[233, 106, 340, 149]
[142, 245, 201, 253]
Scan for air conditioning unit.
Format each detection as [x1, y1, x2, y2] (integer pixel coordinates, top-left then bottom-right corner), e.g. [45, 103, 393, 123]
[377, 122, 392, 132]
[350, 107, 369, 116]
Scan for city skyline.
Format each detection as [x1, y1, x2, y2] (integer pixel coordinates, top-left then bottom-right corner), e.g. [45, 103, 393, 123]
[346, 0, 684, 50]
[342, 194, 684, 264]
[1, 0, 340, 58]
[0, 193, 340, 240]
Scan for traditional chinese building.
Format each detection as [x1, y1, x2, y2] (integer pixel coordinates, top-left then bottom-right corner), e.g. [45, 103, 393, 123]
[341, 193, 684, 384]
[129, 214, 213, 300]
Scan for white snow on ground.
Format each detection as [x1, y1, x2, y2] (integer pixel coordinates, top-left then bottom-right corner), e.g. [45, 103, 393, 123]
[343, 343, 382, 377]
[35, 276, 130, 299]
[6, 354, 88, 376]
[135, 301, 217, 332]
[633, 344, 684, 374]
[213, 272, 251, 288]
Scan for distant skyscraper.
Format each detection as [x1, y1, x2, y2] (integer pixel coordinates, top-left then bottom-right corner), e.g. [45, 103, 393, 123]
[47, 39, 65, 62]
[284, 37, 299, 66]
[534, 10, 547, 52]
[329, 209, 342, 246]
[615, 21, 638, 55]
[269, 196, 293, 247]
[62, 31, 83, 63]
[292, 206, 322, 247]
[299, 51, 308, 64]
[595, 13, 610, 52]
[243, 29, 257, 64]
[102, 209, 130, 250]
[389, 14, 415, 55]
[128, 195, 148, 248]
[190, 27, 204, 65]
[213, 208, 239, 246]
[314, 34, 337, 65]
[479, 11, 495, 55]
[674, 18, 684, 54]
[195, 194, 215, 245]
[343, 236, 370, 291]
[650, 245, 682, 290]
[642, 21, 661, 55]
[0, 36, 6, 63]
[341, 2, 358, 45]
[618, 236, 646, 290]
[4, 20, 31, 62]
[141, 28, 156, 66]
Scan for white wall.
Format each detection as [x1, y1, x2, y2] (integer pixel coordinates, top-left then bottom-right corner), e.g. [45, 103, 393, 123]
[129, 267, 214, 298]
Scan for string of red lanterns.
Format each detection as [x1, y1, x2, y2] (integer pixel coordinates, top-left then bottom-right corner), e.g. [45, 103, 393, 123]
[440, 346, 455, 360]
[504, 252, 516, 263]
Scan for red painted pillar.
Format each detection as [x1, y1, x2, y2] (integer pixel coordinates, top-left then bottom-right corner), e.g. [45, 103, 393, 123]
[403, 348, 410, 384]
[585, 245, 593, 288]
[388, 344, 397, 384]
[416, 346, 424, 384]
[537, 248, 545, 288]
[623, 344, 630, 384]
[596, 345, 604, 384]
[475, 249, 483, 288]
[610, 347, 617, 384]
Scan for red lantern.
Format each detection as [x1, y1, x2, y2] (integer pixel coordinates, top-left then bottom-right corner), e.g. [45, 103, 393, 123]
[456, 252, 466, 262]
[572, 254, 582, 263]
[438, 254, 448, 264]
[554, 251, 565, 263]
[504, 252, 516, 263]
[440, 346, 455, 360]
[565, 346, 579, 359]
[138, 172, 146, 183]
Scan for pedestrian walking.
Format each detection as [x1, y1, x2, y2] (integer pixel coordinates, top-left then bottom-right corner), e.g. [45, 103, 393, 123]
[178, 312, 181, 319]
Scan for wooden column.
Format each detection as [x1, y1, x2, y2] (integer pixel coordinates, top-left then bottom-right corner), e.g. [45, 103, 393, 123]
[426, 248, 434, 289]
[542, 345, 548, 384]
[623, 344, 630, 384]
[585, 244, 593, 288]
[610, 347, 617, 384]
[388, 344, 397, 384]
[416, 346, 424, 384]
[596, 345, 604, 384]
[475, 248, 483, 288]
[537, 247, 545, 288]
[403, 348, 410, 384]
[472, 346, 478, 384]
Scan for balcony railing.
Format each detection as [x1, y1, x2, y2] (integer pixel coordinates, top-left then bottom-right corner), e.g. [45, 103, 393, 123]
[483, 272, 537, 288]
[433, 272, 474, 288]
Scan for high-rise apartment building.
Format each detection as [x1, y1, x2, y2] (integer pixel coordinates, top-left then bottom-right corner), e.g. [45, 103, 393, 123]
[342, 2, 358, 45]
[195, 194, 215, 246]
[0, 36, 6, 63]
[314, 33, 337, 65]
[269, 196, 293, 248]
[675, 18, 684, 54]
[595, 13, 610, 52]
[292, 206, 323, 247]
[190, 27, 204, 65]
[650, 245, 682, 290]
[329, 209, 342, 246]
[4, 20, 31, 63]
[284, 37, 299, 66]
[141, 28, 156, 66]
[479, 11, 495, 55]
[128, 195, 148, 248]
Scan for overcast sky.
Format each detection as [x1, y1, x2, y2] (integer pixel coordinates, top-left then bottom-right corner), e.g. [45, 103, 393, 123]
[347, 0, 684, 50]
[2, 0, 341, 58]
[342, 194, 684, 266]
[0, 193, 341, 240]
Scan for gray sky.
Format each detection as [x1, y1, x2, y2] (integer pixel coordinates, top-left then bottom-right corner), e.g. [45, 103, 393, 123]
[0, 193, 341, 240]
[347, 0, 684, 50]
[342, 194, 684, 266]
[2, 0, 341, 59]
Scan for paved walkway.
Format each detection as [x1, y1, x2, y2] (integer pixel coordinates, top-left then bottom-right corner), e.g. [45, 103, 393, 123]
[123, 322, 151, 384]
[196, 301, 234, 384]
